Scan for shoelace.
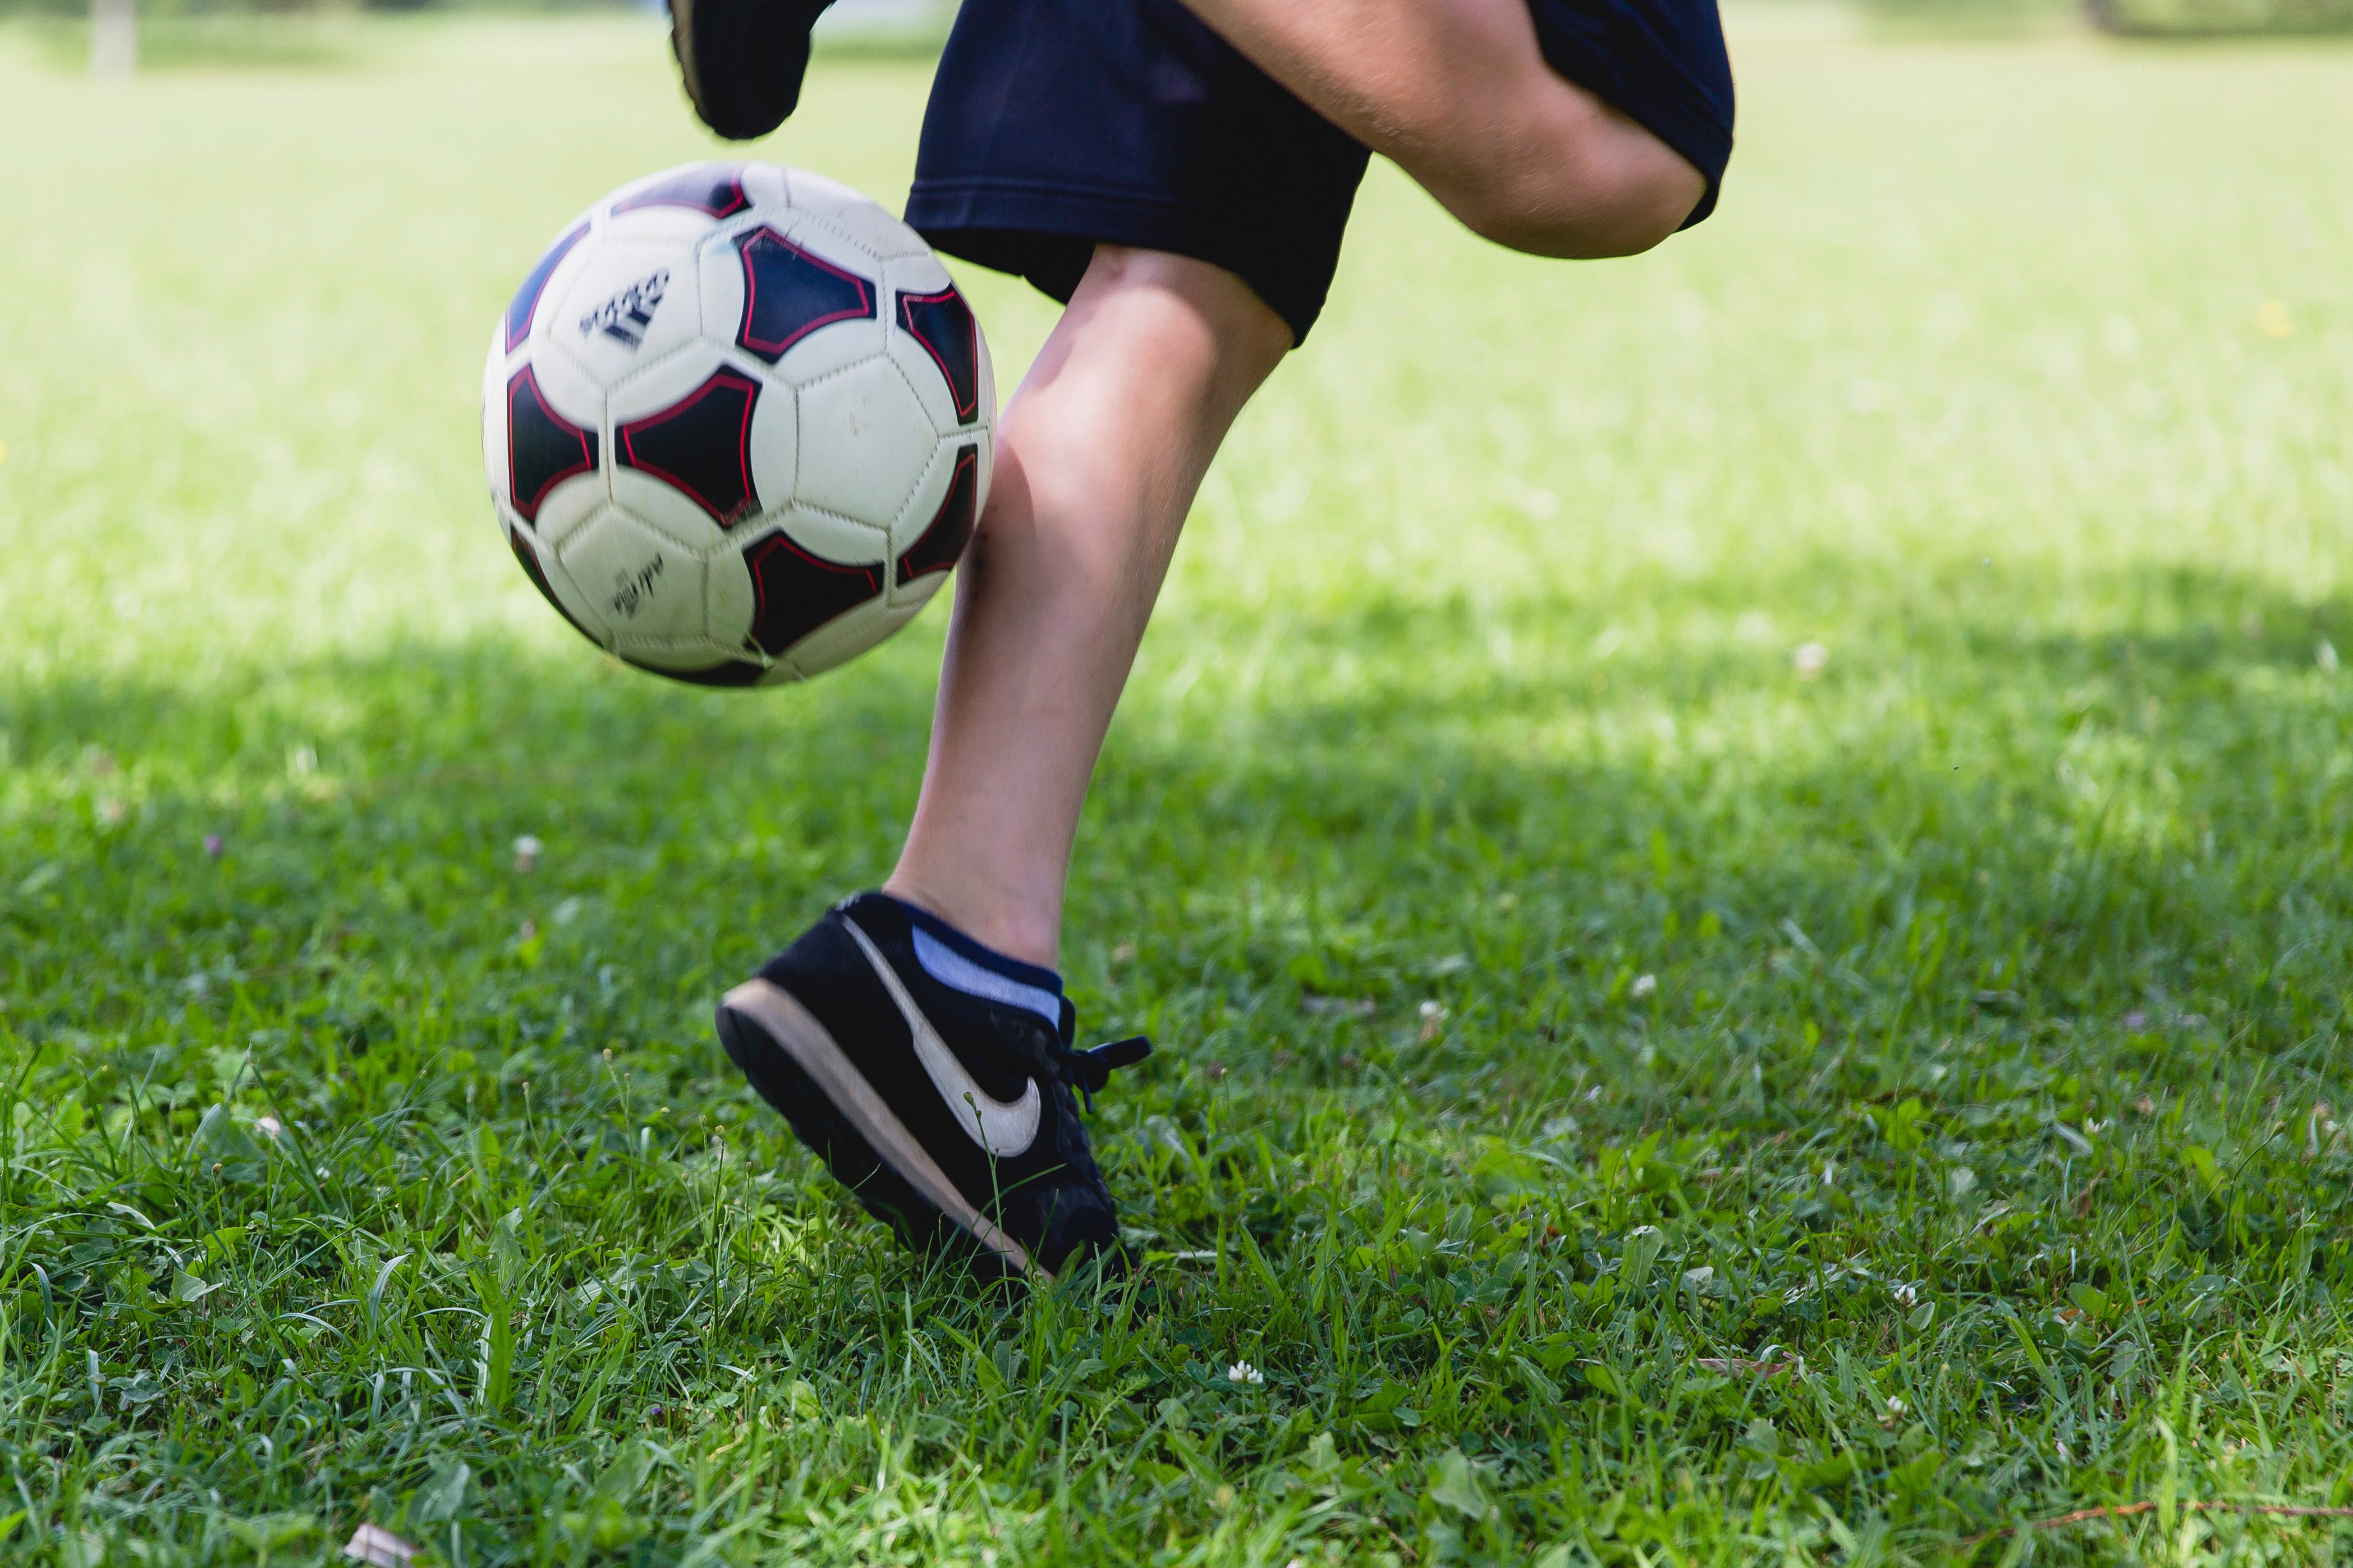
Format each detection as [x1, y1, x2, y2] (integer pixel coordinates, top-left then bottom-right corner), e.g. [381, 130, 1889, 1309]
[1048, 1035, 1152, 1111]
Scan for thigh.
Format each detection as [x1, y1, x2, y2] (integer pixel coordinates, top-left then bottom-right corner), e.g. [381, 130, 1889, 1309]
[1155, 0, 1726, 249]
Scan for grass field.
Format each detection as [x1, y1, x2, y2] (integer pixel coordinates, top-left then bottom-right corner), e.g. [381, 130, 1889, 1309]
[2, 12, 2352, 1565]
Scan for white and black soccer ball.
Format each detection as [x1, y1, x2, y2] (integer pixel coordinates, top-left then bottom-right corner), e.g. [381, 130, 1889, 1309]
[481, 161, 994, 685]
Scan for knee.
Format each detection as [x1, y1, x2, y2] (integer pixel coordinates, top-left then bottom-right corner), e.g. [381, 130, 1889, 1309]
[1460, 109, 1707, 260]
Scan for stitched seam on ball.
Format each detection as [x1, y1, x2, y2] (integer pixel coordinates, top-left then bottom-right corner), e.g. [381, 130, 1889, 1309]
[596, 337, 726, 404]
[782, 210, 902, 267]
[781, 502, 894, 550]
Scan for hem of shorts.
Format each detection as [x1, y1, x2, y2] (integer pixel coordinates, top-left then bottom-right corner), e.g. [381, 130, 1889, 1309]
[907, 176, 1313, 240]
[1530, 22, 1733, 226]
[906, 178, 1339, 342]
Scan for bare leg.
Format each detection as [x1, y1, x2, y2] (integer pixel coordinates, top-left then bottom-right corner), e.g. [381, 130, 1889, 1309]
[882, 246, 1292, 967]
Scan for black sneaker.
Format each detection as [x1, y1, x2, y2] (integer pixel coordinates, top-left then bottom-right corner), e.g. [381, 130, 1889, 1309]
[670, 0, 833, 141]
[716, 892, 1149, 1281]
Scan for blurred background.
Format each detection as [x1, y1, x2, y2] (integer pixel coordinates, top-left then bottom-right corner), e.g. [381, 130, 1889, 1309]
[19, 0, 964, 75]
[9, 0, 2343, 86]
[10, 0, 2352, 82]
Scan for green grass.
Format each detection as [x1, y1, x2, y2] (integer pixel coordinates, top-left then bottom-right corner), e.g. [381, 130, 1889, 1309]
[3, 13, 2353, 1565]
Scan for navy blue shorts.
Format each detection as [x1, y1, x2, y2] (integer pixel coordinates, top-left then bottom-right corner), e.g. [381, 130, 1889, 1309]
[905, 0, 1735, 344]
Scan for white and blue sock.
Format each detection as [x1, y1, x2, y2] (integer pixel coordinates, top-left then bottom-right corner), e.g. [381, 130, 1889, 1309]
[883, 894, 1066, 1033]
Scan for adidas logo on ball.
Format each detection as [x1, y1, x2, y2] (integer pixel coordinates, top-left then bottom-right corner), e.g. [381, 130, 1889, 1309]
[580, 268, 670, 348]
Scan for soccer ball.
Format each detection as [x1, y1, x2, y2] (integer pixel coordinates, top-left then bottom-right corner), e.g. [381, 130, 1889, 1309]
[481, 161, 994, 685]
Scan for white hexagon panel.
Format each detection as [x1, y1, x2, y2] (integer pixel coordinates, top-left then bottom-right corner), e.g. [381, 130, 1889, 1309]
[556, 510, 709, 649]
[793, 357, 940, 528]
[548, 242, 707, 392]
[481, 160, 996, 687]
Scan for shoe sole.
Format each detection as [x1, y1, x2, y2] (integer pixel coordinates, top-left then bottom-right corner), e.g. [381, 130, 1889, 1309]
[718, 978, 1048, 1282]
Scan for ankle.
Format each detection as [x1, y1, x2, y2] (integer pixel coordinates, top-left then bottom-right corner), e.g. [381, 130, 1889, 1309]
[879, 872, 1061, 970]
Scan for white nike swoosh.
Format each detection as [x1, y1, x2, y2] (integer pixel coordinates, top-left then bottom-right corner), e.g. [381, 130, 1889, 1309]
[842, 917, 1041, 1157]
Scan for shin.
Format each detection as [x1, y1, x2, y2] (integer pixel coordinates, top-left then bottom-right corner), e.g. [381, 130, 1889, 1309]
[882, 246, 1292, 965]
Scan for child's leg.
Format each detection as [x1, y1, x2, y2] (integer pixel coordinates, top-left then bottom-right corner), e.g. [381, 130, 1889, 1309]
[882, 245, 1292, 967]
[1173, 0, 1726, 258]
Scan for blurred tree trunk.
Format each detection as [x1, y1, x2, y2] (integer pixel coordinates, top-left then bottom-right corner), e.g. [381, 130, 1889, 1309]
[91, 0, 136, 77]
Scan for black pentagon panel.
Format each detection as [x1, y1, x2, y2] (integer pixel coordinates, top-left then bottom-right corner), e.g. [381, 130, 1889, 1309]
[611, 164, 750, 219]
[897, 286, 981, 425]
[506, 221, 588, 353]
[507, 526, 599, 646]
[896, 445, 979, 586]
[616, 370, 762, 528]
[744, 532, 885, 655]
[507, 366, 598, 522]
[623, 652, 767, 688]
[735, 227, 875, 363]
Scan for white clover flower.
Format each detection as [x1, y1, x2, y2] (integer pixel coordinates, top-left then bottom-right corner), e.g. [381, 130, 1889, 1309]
[1226, 1360, 1264, 1385]
[1630, 974, 1658, 1000]
[344, 1523, 421, 1567]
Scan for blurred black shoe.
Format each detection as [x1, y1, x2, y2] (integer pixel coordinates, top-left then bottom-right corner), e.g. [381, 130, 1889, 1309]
[671, 0, 834, 141]
[716, 891, 1149, 1281]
